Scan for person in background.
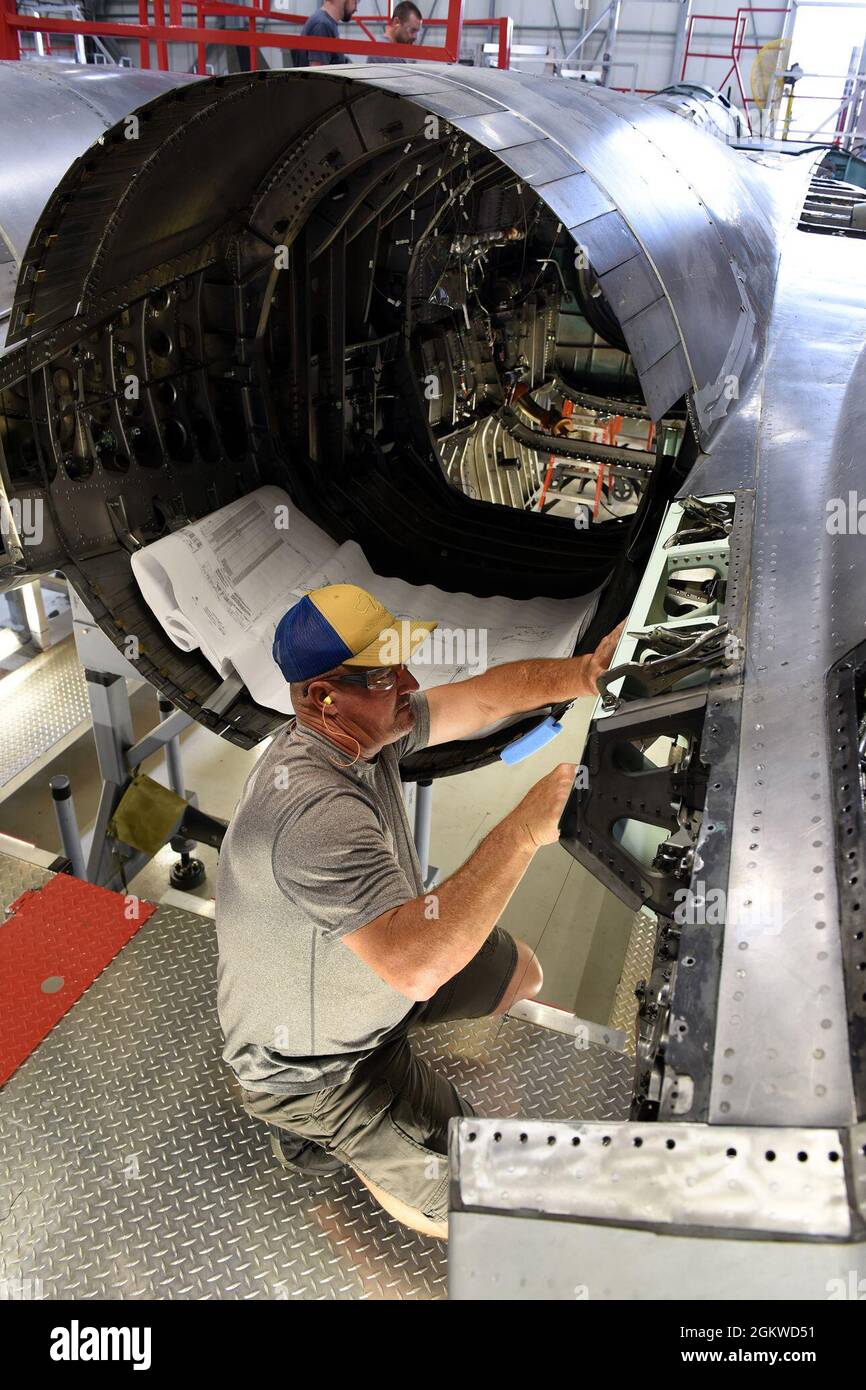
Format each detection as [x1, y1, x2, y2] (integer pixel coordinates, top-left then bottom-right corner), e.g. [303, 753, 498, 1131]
[371, 0, 422, 63]
[292, 0, 358, 67]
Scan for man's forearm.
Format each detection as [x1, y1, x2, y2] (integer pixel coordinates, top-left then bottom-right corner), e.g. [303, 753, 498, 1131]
[469, 655, 597, 724]
[386, 810, 537, 999]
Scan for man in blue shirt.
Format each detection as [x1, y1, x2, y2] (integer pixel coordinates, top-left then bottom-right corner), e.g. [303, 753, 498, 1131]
[292, 0, 358, 67]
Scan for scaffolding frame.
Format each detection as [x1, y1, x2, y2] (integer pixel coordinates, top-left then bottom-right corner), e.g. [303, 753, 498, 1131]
[679, 1, 866, 145]
[680, 5, 790, 131]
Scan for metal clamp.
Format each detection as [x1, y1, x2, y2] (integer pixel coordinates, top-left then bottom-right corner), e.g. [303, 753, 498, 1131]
[663, 495, 734, 548]
[597, 620, 732, 710]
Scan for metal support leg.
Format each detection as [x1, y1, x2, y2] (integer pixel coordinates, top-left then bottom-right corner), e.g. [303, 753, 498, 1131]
[159, 695, 206, 892]
[80, 671, 135, 887]
[413, 779, 438, 888]
[19, 579, 51, 651]
[85, 778, 124, 887]
[158, 695, 186, 799]
[85, 669, 134, 786]
[49, 775, 87, 880]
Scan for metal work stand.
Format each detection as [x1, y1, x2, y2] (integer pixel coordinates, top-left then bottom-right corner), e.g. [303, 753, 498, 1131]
[48, 590, 230, 891]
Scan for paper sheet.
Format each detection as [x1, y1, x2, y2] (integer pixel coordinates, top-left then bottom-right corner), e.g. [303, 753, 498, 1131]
[131, 485, 600, 723]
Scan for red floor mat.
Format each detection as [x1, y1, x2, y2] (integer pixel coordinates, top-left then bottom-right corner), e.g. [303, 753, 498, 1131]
[0, 873, 157, 1085]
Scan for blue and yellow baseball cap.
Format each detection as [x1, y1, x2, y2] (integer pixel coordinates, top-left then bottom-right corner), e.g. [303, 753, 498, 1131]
[272, 583, 437, 683]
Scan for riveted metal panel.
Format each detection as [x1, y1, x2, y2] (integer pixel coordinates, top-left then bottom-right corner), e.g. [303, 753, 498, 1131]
[573, 210, 643, 275]
[452, 1118, 851, 1236]
[496, 140, 581, 186]
[450, 111, 540, 152]
[599, 254, 665, 322]
[621, 296, 681, 373]
[0, 62, 192, 266]
[353, 70, 457, 96]
[707, 227, 864, 1127]
[413, 90, 504, 121]
[539, 172, 617, 229]
[636, 342, 693, 418]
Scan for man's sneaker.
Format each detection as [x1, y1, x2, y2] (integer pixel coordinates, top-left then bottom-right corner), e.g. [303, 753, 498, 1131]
[269, 1127, 345, 1176]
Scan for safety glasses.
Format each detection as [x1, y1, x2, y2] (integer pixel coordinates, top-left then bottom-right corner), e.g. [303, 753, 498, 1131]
[334, 666, 403, 692]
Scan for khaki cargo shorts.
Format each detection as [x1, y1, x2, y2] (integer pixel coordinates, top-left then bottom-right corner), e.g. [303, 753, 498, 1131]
[241, 925, 518, 1224]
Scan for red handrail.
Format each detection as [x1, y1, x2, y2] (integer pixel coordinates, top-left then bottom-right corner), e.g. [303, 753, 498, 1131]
[1, 0, 512, 70]
[680, 6, 790, 132]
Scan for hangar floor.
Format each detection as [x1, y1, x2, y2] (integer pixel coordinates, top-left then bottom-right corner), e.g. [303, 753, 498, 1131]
[0, 846, 637, 1300]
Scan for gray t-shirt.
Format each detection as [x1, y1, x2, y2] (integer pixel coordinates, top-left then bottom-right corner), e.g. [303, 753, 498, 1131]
[216, 690, 429, 1095]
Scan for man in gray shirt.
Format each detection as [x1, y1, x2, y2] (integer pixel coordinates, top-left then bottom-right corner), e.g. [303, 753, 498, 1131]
[368, 1, 422, 63]
[217, 581, 621, 1239]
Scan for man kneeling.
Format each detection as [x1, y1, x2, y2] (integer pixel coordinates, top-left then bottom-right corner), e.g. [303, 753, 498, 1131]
[216, 583, 621, 1240]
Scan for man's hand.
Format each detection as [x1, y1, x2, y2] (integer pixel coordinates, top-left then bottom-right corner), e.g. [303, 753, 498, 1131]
[510, 763, 578, 850]
[585, 620, 626, 694]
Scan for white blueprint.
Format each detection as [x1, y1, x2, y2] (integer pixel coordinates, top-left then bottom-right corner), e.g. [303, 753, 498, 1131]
[131, 485, 599, 719]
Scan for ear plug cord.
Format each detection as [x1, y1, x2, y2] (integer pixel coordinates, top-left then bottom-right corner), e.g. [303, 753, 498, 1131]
[321, 702, 361, 769]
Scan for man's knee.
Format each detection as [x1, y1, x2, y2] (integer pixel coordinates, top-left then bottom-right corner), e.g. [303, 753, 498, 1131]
[492, 938, 543, 1014]
[515, 939, 543, 1000]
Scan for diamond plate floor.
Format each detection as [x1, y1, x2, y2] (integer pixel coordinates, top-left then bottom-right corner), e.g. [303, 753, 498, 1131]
[608, 909, 658, 1056]
[0, 853, 53, 912]
[0, 637, 90, 791]
[0, 879, 633, 1301]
